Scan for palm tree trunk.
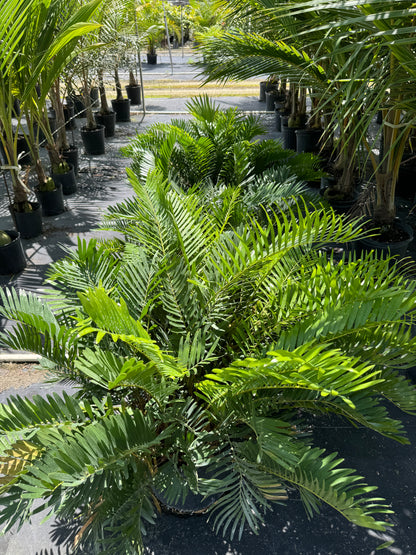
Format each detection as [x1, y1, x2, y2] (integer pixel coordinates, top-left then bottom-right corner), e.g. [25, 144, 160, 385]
[50, 79, 70, 152]
[129, 69, 137, 87]
[83, 66, 96, 130]
[114, 66, 123, 101]
[374, 172, 396, 226]
[98, 69, 110, 114]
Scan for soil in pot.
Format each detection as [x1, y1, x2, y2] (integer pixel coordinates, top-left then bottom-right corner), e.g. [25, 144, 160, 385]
[0, 230, 26, 275]
[94, 111, 116, 138]
[111, 99, 131, 122]
[322, 187, 358, 215]
[51, 163, 77, 195]
[80, 124, 105, 155]
[358, 220, 414, 258]
[9, 201, 42, 239]
[125, 85, 141, 106]
[35, 181, 65, 216]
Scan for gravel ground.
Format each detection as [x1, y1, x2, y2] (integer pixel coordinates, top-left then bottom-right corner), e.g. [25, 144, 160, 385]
[0, 362, 46, 392]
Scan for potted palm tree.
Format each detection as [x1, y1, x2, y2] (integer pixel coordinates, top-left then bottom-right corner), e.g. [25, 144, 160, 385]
[135, 0, 166, 64]
[80, 61, 106, 155]
[196, 0, 416, 235]
[95, 61, 117, 137]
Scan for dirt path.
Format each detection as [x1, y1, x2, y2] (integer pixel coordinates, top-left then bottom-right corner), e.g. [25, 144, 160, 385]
[0, 362, 47, 392]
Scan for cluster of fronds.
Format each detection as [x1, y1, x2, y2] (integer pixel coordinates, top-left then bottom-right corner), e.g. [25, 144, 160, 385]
[122, 95, 324, 190]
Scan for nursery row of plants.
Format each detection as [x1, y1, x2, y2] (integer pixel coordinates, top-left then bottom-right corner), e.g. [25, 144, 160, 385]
[0, 94, 416, 553]
[198, 0, 416, 246]
[0, 0, 225, 271]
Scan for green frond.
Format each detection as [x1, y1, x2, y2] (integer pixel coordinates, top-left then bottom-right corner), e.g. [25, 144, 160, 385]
[198, 345, 414, 443]
[75, 348, 181, 401]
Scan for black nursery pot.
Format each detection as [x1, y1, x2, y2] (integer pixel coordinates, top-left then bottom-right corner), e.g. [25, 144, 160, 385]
[125, 84, 141, 106]
[94, 111, 116, 138]
[147, 53, 157, 64]
[282, 120, 302, 151]
[295, 128, 323, 153]
[90, 87, 100, 109]
[12, 98, 21, 118]
[80, 124, 105, 155]
[63, 103, 76, 130]
[259, 81, 267, 102]
[275, 109, 283, 132]
[36, 182, 65, 216]
[61, 145, 79, 175]
[358, 220, 414, 258]
[52, 164, 77, 195]
[0, 230, 26, 275]
[71, 94, 85, 117]
[265, 91, 278, 111]
[10, 201, 42, 239]
[111, 99, 131, 122]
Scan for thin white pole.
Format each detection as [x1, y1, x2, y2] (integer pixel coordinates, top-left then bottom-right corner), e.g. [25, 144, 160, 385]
[162, 1, 173, 74]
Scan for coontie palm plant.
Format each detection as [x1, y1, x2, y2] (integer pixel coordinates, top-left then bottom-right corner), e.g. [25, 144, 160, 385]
[123, 95, 324, 189]
[0, 168, 415, 553]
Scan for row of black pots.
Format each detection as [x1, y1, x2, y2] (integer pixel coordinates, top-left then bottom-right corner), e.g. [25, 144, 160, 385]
[10, 162, 75, 241]
[69, 85, 141, 122]
[278, 116, 323, 153]
[1, 92, 139, 274]
[265, 91, 285, 112]
[0, 185, 66, 273]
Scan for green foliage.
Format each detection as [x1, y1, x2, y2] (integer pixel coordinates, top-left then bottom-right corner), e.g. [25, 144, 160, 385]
[122, 95, 323, 189]
[197, 0, 416, 224]
[0, 152, 415, 551]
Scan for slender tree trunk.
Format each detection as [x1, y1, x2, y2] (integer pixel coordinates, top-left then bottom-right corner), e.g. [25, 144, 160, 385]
[129, 69, 137, 87]
[334, 138, 356, 197]
[83, 66, 96, 130]
[374, 172, 395, 226]
[114, 66, 123, 101]
[98, 69, 110, 114]
[50, 79, 70, 152]
[1, 136, 30, 205]
[23, 107, 50, 188]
